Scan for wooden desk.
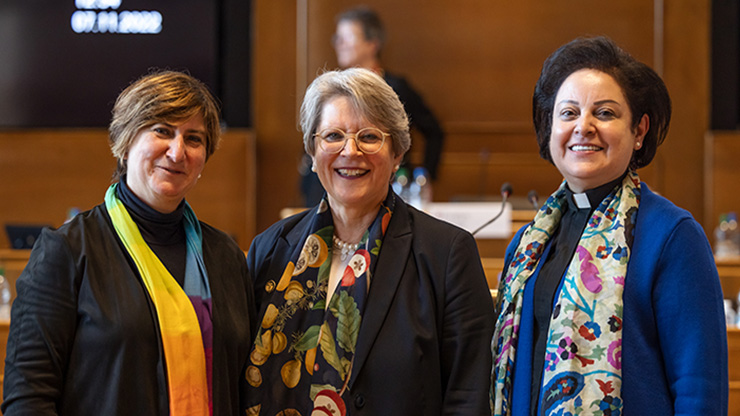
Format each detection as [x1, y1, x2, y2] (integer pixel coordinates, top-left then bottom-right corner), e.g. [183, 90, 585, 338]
[0, 250, 30, 302]
[474, 209, 535, 258]
[0, 319, 7, 413]
[730, 328, 740, 415]
[718, 257, 740, 301]
[279, 207, 537, 259]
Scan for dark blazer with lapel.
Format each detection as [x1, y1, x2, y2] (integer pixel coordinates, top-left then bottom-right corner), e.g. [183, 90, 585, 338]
[3, 203, 255, 416]
[247, 198, 495, 416]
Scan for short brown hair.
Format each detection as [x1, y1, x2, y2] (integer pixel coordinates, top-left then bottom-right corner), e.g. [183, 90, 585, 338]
[109, 70, 221, 180]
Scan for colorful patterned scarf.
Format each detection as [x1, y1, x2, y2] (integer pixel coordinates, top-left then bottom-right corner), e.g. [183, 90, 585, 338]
[491, 172, 640, 415]
[105, 184, 212, 415]
[245, 191, 395, 416]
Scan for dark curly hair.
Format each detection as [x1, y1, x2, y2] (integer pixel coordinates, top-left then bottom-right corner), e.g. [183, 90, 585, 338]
[532, 36, 671, 170]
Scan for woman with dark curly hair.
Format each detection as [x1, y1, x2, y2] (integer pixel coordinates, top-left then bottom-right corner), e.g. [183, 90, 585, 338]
[490, 36, 727, 415]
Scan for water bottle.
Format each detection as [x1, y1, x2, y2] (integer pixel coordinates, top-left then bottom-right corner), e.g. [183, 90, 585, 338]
[393, 167, 412, 203]
[728, 212, 740, 256]
[411, 167, 432, 210]
[725, 299, 737, 327]
[0, 268, 11, 320]
[715, 214, 733, 258]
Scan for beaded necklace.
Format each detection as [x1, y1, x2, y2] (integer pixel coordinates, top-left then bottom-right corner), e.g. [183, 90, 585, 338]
[332, 235, 359, 261]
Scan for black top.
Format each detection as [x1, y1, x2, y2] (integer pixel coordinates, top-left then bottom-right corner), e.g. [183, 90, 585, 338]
[117, 179, 186, 285]
[383, 72, 445, 180]
[530, 175, 624, 415]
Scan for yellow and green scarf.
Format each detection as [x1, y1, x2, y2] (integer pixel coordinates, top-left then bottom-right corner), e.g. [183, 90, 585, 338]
[105, 184, 212, 415]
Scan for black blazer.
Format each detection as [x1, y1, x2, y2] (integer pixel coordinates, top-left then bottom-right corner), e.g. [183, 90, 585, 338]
[3, 204, 255, 416]
[247, 198, 495, 416]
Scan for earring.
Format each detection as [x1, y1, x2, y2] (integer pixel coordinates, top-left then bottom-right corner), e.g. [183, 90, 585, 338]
[311, 164, 317, 172]
[198, 174, 202, 179]
[635, 142, 641, 149]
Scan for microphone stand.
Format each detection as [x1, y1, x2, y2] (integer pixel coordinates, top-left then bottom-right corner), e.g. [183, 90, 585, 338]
[472, 183, 512, 236]
[527, 190, 540, 211]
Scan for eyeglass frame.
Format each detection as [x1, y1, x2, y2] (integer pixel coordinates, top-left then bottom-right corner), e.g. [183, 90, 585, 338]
[313, 127, 391, 154]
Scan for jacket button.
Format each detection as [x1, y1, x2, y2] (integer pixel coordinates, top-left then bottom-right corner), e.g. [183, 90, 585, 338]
[354, 394, 365, 408]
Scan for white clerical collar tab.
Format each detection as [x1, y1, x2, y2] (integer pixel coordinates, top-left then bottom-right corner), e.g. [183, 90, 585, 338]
[573, 193, 591, 209]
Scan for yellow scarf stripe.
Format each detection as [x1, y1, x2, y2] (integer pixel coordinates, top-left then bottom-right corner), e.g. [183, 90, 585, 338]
[105, 185, 208, 415]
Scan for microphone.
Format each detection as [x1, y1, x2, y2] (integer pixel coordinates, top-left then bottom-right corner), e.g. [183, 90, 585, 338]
[472, 182, 513, 236]
[527, 190, 540, 210]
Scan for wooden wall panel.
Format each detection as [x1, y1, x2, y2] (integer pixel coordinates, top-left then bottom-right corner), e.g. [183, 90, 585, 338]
[0, 129, 256, 249]
[253, 0, 709, 234]
[662, 0, 711, 229]
[252, 0, 308, 231]
[304, 1, 654, 124]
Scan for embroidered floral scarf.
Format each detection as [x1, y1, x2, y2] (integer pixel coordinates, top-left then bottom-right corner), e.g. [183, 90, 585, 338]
[245, 190, 395, 416]
[105, 184, 212, 415]
[491, 172, 640, 416]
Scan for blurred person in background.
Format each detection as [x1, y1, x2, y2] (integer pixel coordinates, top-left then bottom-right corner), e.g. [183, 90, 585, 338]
[301, 6, 445, 206]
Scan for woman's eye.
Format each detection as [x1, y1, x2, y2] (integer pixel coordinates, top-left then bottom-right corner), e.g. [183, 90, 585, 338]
[596, 109, 616, 119]
[153, 127, 170, 135]
[359, 133, 381, 143]
[187, 135, 204, 145]
[559, 109, 577, 118]
[323, 132, 344, 142]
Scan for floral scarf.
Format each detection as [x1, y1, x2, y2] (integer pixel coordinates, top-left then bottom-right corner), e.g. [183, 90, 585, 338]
[105, 184, 212, 415]
[246, 191, 395, 416]
[491, 172, 640, 415]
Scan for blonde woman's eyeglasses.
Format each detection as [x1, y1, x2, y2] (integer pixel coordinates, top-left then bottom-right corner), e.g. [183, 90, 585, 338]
[314, 127, 390, 154]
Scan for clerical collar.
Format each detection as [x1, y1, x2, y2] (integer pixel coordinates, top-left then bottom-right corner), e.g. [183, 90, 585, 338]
[566, 173, 627, 211]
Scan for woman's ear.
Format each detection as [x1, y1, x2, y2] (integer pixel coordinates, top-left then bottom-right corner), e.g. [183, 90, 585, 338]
[634, 113, 649, 148]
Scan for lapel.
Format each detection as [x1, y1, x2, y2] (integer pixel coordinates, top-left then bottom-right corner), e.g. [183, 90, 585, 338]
[257, 210, 315, 295]
[348, 200, 414, 388]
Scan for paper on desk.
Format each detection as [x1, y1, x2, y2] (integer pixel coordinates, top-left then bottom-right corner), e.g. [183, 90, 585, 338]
[424, 202, 512, 238]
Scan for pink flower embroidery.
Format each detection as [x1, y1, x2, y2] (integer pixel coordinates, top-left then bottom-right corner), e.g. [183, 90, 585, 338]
[607, 339, 622, 370]
[576, 245, 603, 293]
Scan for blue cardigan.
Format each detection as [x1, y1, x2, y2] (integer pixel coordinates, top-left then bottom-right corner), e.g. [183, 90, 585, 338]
[502, 183, 728, 415]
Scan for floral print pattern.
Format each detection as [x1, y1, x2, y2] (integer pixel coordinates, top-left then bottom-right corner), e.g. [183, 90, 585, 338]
[492, 172, 640, 415]
[246, 191, 395, 416]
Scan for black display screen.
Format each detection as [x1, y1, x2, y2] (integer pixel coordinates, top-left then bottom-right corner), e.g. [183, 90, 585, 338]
[0, 0, 240, 127]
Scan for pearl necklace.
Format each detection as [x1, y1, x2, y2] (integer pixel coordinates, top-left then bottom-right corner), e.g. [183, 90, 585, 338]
[333, 235, 359, 261]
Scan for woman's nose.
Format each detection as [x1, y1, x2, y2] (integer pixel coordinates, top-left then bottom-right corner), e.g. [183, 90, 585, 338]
[167, 135, 186, 161]
[575, 114, 595, 136]
[340, 135, 362, 155]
